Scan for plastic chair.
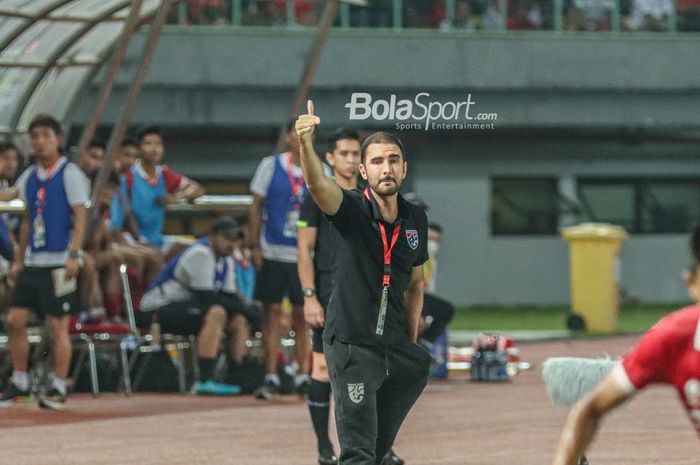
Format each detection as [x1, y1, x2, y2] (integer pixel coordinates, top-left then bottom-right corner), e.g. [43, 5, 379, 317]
[69, 264, 139, 396]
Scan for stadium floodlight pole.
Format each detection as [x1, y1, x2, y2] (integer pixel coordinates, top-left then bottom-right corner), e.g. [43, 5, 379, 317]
[274, 0, 368, 153]
[88, 0, 177, 222]
[77, 0, 145, 158]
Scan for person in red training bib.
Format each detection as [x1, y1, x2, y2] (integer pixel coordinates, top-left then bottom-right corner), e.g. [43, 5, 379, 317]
[551, 227, 700, 465]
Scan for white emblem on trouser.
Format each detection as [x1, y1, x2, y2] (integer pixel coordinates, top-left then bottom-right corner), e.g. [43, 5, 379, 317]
[348, 383, 364, 404]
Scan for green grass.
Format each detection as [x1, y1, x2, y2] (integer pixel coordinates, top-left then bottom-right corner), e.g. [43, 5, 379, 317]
[449, 303, 685, 334]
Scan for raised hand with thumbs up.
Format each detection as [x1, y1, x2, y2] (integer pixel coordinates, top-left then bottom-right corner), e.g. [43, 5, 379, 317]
[295, 100, 342, 215]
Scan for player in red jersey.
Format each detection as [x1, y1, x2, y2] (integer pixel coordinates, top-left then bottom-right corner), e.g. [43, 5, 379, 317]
[551, 228, 700, 465]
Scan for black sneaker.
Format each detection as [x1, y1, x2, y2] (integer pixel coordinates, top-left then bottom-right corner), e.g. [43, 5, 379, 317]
[253, 380, 279, 401]
[38, 388, 67, 410]
[383, 449, 405, 465]
[0, 382, 32, 408]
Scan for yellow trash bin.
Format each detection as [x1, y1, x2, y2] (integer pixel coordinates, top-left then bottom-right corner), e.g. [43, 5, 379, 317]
[561, 223, 628, 334]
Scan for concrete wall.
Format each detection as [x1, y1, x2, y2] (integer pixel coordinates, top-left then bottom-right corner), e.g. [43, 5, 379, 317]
[72, 28, 700, 130]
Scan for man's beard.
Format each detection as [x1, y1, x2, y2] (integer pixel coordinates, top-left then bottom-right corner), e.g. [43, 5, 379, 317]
[371, 176, 401, 196]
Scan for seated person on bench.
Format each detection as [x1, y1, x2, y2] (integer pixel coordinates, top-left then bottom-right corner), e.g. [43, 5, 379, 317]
[139, 217, 256, 396]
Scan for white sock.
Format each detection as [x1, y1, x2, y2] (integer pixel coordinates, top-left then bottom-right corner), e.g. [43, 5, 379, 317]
[11, 371, 28, 391]
[52, 377, 68, 396]
[294, 373, 310, 387]
[265, 373, 280, 386]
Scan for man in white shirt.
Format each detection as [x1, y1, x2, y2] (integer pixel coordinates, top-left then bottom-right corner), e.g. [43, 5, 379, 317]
[1, 114, 89, 410]
[248, 119, 312, 400]
[140, 217, 257, 396]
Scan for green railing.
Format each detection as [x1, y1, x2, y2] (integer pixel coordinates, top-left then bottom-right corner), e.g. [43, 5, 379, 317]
[172, 0, 694, 33]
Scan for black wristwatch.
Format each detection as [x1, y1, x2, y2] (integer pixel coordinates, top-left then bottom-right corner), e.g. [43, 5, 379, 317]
[303, 288, 316, 298]
[68, 249, 84, 260]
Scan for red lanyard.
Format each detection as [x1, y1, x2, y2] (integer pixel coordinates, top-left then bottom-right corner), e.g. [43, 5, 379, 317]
[364, 189, 401, 287]
[286, 153, 305, 205]
[36, 157, 60, 217]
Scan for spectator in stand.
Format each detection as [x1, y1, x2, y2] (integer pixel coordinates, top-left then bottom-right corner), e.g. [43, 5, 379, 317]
[628, 0, 672, 30]
[404, 0, 432, 27]
[565, 0, 613, 31]
[678, 0, 700, 31]
[483, 0, 507, 29]
[273, 0, 318, 26]
[439, 0, 479, 30]
[508, 0, 542, 29]
[127, 126, 204, 254]
[188, 0, 228, 24]
[352, 0, 393, 27]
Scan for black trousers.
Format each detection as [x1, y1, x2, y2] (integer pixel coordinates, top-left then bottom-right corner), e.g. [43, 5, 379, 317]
[421, 293, 456, 343]
[324, 338, 432, 465]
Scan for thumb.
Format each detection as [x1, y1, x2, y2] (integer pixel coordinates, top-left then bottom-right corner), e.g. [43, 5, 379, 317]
[307, 99, 315, 116]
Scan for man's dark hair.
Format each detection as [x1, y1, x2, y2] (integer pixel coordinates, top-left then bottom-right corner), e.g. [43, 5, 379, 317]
[88, 138, 107, 151]
[121, 137, 138, 148]
[137, 126, 163, 144]
[429, 223, 443, 234]
[0, 142, 19, 154]
[330, 128, 360, 152]
[360, 132, 405, 163]
[28, 114, 61, 136]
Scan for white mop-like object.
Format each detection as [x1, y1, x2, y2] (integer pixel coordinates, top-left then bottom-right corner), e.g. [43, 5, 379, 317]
[542, 357, 617, 406]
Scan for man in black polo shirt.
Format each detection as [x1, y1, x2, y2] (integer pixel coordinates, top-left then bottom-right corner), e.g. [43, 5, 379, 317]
[296, 101, 432, 465]
[298, 128, 360, 465]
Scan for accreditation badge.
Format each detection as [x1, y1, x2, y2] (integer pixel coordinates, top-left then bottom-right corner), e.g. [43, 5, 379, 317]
[33, 214, 46, 248]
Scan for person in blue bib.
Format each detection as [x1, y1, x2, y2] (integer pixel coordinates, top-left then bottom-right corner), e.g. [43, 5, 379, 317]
[249, 119, 312, 400]
[139, 217, 259, 396]
[0, 114, 90, 410]
[125, 126, 204, 252]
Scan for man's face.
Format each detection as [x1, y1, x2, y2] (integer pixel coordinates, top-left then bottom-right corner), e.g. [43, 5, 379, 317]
[0, 148, 19, 178]
[139, 134, 164, 165]
[30, 126, 61, 161]
[118, 144, 138, 173]
[79, 146, 104, 177]
[359, 143, 407, 196]
[210, 233, 236, 257]
[326, 138, 360, 181]
[428, 228, 442, 243]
